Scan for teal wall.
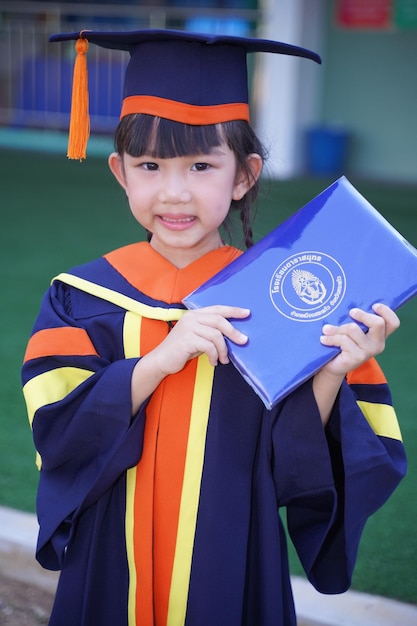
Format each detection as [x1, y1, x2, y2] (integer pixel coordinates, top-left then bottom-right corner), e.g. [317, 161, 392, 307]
[320, 4, 417, 182]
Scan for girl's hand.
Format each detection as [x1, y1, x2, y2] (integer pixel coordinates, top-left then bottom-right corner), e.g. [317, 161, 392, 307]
[313, 303, 399, 425]
[319, 303, 400, 377]
[131, 305, 249, 412]
[154, 305, 250, 373]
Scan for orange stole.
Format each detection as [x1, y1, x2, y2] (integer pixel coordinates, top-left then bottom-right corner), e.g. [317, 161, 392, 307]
[125, 315, 201, 625]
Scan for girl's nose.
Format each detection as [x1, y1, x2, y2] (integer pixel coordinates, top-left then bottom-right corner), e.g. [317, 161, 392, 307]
[158, 173, 192, 204]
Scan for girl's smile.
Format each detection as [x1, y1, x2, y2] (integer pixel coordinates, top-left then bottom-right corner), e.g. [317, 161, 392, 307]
[157, 213, 197, 231]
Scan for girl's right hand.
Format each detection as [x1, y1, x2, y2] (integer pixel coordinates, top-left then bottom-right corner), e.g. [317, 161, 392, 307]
[131, 306, 250, 412]
[155, 305, 250, 373]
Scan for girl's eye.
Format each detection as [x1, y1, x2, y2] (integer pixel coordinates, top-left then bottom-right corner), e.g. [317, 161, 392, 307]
[141, 162, 159, 171]
[192, 162, 210, 172]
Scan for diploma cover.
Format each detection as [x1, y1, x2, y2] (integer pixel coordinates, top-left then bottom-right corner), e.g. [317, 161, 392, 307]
[183, 176, 417, 409]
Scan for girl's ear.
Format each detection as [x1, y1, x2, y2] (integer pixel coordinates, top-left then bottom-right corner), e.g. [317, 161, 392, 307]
[108, 152, 127, 191]
[232, 153, 263, 201]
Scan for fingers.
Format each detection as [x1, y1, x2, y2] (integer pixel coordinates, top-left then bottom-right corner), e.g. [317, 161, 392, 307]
[198, 305, 250, 345]
[166, 305, 250, 369]
[347, 304, 400, 344]
[320, 319, 371, 360]
[320, 304, 399, 374]
[371, 302, 400, 336]
[322, 304, 398, 339]
[201, 305, 251, 321]
[188, 307, 250, 363]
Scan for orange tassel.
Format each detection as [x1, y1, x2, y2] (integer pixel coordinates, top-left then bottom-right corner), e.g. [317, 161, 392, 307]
[67, 37, 90, 161]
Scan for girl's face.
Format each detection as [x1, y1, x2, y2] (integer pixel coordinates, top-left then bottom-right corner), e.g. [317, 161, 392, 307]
[109, 142, 261, 268]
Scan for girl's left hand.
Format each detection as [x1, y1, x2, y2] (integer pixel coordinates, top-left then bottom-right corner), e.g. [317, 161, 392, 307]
[319, 302, 400, 378]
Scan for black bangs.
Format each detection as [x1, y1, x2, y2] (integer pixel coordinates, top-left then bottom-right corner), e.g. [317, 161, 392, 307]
[114, 114, 223, 158]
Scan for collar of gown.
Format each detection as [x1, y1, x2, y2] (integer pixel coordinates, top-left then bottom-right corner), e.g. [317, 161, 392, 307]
[104, 241, 242, 304]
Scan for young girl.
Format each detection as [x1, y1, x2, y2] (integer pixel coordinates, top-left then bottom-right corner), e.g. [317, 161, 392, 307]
[22, 30, 406, 626]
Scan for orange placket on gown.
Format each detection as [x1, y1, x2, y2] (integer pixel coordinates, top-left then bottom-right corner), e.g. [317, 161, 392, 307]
[125, 315, 193, 625]
[128, 318, 200, 626]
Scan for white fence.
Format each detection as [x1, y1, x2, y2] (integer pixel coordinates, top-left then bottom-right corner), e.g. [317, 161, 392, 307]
[0, 1, 261, 134]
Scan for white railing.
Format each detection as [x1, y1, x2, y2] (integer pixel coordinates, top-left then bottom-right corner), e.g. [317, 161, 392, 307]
[0, 1, 261, 133]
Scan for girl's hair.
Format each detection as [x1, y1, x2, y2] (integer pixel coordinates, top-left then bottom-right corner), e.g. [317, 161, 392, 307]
[114, 114, 266, 248]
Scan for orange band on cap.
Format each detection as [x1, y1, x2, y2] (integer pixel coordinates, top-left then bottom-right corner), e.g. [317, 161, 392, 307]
[120, 95, 250, 125]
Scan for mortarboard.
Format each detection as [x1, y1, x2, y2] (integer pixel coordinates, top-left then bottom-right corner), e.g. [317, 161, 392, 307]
[49, 29, 321, 160]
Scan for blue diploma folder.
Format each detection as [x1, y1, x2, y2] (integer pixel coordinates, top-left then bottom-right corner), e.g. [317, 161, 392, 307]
[183, 176, 417, 409]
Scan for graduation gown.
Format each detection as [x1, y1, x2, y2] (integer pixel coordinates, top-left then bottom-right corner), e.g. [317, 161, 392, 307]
[21, 242, 406, 626]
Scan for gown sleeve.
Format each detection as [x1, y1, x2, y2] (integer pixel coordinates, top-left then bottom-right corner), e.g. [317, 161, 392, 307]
[21, 281, 147, 570]
[271, 359, 406, 594]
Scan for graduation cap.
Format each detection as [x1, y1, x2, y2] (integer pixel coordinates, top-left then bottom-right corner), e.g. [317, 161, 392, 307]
[49, 29, 321, 160]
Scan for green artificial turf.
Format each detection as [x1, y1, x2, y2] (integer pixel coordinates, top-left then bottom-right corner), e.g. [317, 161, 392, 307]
[1, 147, 416, 604]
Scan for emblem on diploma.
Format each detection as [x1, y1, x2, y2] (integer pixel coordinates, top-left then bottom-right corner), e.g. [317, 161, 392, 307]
[269, 252, 346, 322]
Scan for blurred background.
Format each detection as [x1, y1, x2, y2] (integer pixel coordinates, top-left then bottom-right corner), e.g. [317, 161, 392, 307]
[1, 0, 416, 609]
[0, 0, 416, 180]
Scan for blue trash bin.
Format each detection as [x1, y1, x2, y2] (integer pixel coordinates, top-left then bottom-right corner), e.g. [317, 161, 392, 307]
[306, 126, 350, 177]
